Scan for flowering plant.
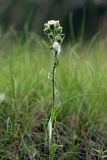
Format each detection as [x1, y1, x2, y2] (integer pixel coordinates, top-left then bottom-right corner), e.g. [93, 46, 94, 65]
[44, 20, 64, 157]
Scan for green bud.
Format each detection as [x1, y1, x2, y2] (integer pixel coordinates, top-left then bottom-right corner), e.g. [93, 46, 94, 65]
[55, 35, 62, 44]
[57, 27, 62, 34]
[44, 28, 51, 35]
[48, 33, 54, 41]
[44, 23, 49, 28]
[55, 21, 60, 28]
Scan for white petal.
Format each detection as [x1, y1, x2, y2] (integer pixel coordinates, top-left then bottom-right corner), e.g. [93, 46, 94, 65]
[48, 20, 55, 25]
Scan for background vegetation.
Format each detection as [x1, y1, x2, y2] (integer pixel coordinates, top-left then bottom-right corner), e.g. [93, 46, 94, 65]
[0, 0, 107, 39]
[0, 0, 107, 159]
[0, 36, 107, 159]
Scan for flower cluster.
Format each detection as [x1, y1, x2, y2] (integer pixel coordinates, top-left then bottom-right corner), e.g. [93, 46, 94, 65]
[44, 20, 64, 44]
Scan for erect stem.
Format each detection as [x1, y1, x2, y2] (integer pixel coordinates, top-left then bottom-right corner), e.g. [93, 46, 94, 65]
[52, 54, 57, 109]
[52, 65, 55, 109]
[48, 54, 58, 148]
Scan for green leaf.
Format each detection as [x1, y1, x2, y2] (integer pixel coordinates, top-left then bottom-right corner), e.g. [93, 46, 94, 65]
[51, 106, 61, 121]
[49, 143, 63, 160]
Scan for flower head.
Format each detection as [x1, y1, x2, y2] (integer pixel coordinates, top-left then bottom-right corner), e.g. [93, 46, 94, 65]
[44, 20, 64, 45]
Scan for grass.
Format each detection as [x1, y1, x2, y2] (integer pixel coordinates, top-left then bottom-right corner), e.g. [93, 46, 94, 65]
[0, 37, 107, 159]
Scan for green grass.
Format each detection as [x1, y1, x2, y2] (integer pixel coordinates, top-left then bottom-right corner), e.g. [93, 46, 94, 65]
[0, 39, 107, 159]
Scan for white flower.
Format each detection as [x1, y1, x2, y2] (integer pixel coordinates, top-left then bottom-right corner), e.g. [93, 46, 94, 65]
[48, 20, 56, 25]
[52, 42, 61, 55]
[0, 93, 6, 103]
[48, 20, 59, 27]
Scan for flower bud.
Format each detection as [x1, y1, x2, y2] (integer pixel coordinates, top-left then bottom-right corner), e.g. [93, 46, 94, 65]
[44, 28, 51, 35]
[55, 21, 60, 28]
[44, 23, 49, 28]
[48, 33, 54, 41]
[52, 42, 61, 56]
[55, 35, 62, 44]
[57, 27, 62, 34]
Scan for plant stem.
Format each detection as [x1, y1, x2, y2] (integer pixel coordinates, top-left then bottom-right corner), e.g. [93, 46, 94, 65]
[52, 63, 55, 109]
[49, 61, 56, 159]
[52, 55, 57, 109]
[49, 56, 57, 147]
